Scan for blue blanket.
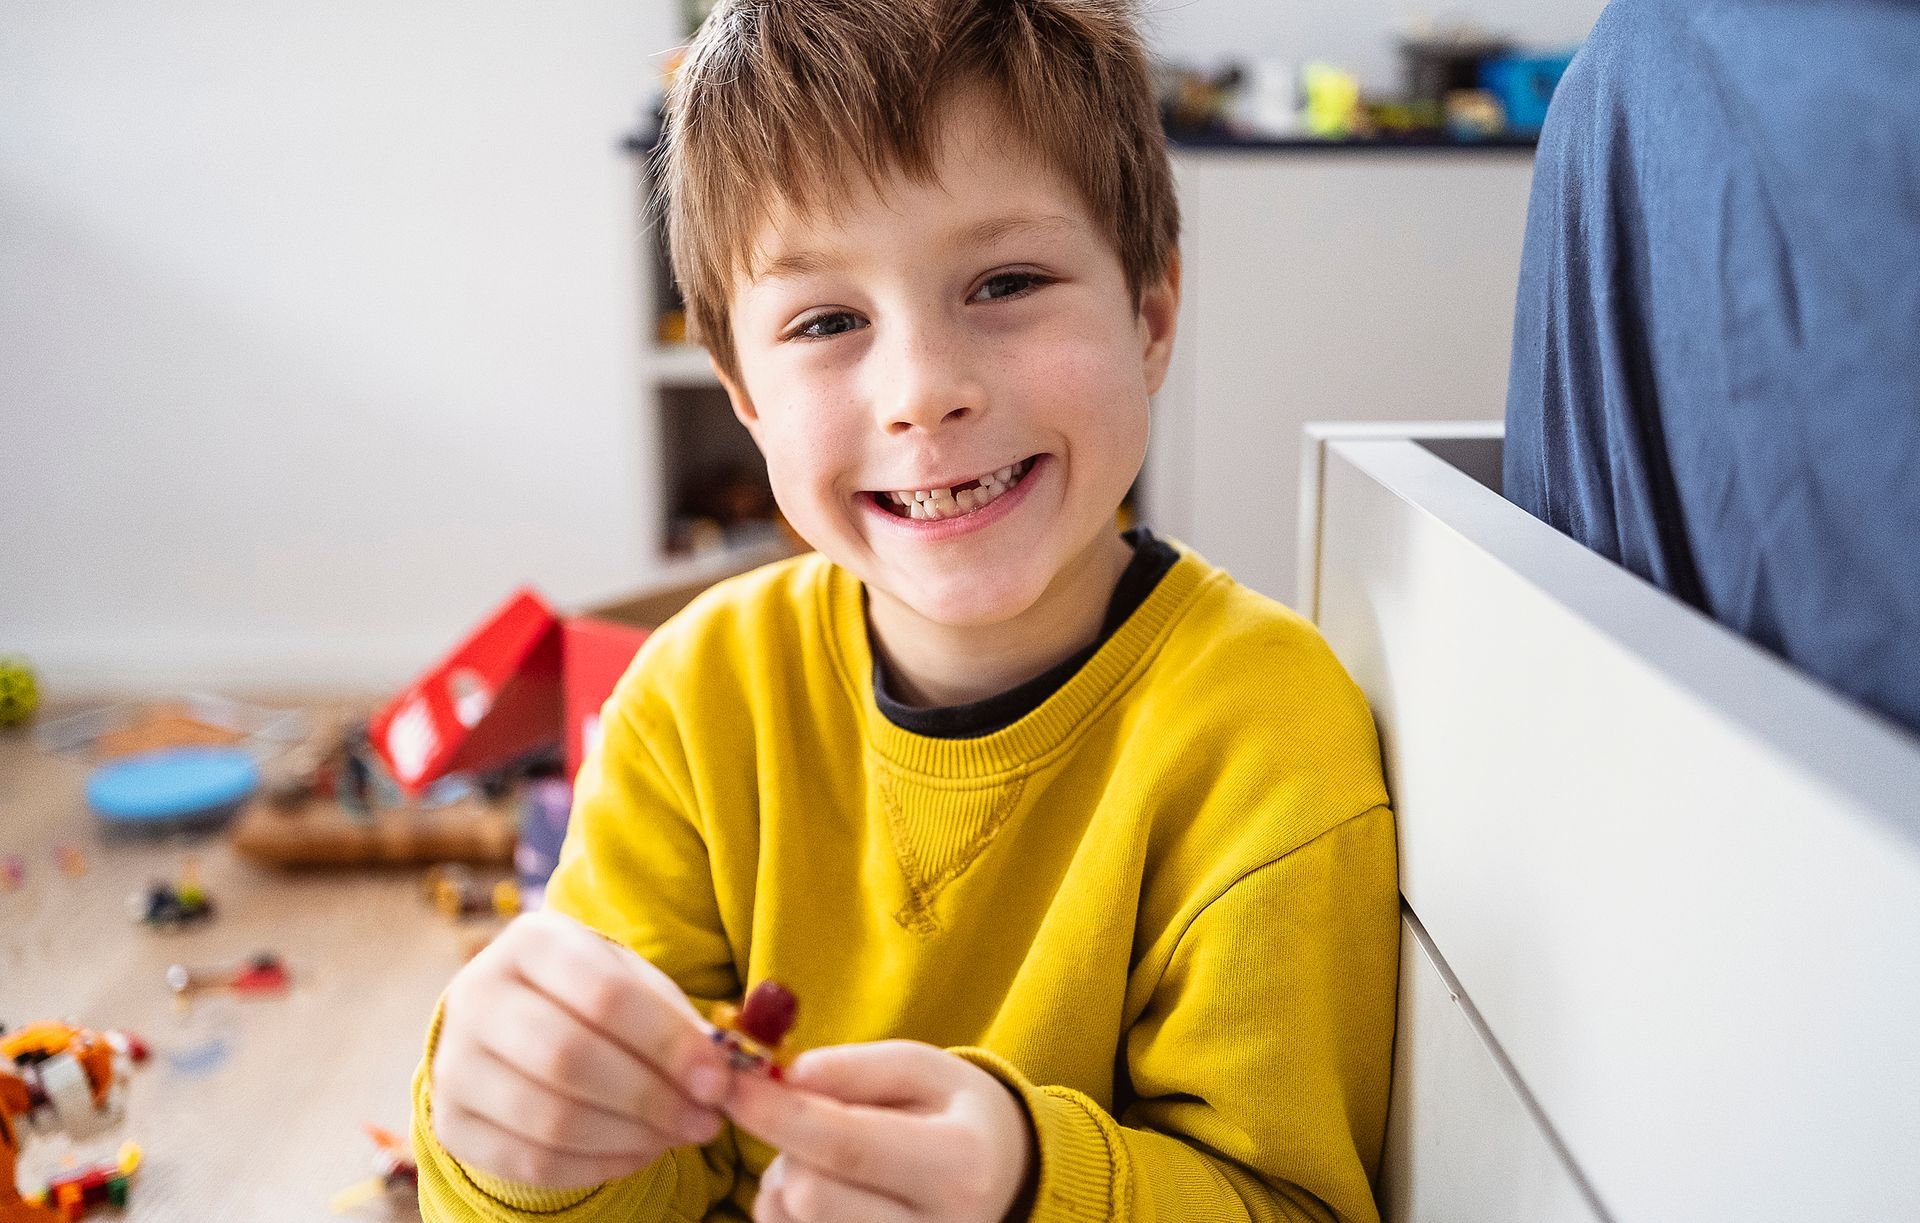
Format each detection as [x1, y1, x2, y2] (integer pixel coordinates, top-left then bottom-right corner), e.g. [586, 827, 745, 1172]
[1504, 0, 1920, 737]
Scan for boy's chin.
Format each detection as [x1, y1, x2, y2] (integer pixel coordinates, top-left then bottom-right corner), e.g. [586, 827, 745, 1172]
[876, 571, 1051, 631]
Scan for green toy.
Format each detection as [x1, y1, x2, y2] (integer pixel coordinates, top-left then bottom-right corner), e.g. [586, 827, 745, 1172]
[0, 657, 40, 728]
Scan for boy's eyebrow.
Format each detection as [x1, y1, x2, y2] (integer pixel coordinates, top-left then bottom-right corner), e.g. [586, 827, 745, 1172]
[749, 212, 1079, 284]
[956, 212, 1079, 248]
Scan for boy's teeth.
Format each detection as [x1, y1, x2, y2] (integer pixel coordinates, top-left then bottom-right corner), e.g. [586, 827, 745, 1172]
[885, 459, 1029, 521]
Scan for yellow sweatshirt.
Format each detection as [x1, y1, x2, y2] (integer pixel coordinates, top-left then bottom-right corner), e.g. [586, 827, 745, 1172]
[413, 545, 1397, 1222]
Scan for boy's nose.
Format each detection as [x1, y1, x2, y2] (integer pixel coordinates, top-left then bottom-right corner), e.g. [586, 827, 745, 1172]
[883, 402, 974, 435]
[874, 331, 988, 435]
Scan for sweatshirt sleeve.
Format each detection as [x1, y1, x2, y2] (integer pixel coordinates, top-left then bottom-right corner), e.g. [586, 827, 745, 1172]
[954, 804, 1398, 1223]
[413, 674, 746, 1223]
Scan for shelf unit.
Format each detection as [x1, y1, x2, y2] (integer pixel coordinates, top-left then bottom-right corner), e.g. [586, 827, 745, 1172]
[629, 136, 782, 564]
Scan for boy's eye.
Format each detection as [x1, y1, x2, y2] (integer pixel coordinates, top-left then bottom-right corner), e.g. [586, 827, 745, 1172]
[973, 271, 1049, 302]
[790, 311, 866, 341]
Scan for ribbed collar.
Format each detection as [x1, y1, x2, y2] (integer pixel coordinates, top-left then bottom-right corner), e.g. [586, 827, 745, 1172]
[818, 545, 1220, 782]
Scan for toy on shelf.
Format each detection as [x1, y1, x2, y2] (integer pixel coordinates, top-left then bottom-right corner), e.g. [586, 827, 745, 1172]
[128, 860, 213, 929]
[1, 1022, 148, 1223]
[0, 660, 38, 730]
[422, 864, 519, 922]
[327, 1123, 418, 1215]
[164, 952, 289, 999]
[709, 981, 800, 1079]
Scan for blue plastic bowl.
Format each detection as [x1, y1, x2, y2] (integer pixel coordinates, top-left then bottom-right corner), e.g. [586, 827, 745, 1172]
[87, 748, 261, 830]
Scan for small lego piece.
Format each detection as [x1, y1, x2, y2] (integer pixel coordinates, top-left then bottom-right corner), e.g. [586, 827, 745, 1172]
[25, 1142, 140, 1220]
[327, 1123, 418, 1214]
[129, 859, 215, 929]
[53, 845, 86, 877]
[165, 952, 289, 998]
[423, 864, 521, 922]
[710, 980, 800, 1079]
[1, 855, 23, 891]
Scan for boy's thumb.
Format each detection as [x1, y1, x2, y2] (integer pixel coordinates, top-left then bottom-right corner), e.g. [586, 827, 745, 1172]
[785, 1040, 943, 1108]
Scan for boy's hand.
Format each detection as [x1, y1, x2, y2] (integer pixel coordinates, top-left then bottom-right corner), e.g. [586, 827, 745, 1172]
[429, 910, 733, 1189]
[726, 1040, 1036, 1223]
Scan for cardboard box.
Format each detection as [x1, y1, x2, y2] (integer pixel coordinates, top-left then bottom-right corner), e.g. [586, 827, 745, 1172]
[370, 541, 801, 796]
[561, 617, 653, 780]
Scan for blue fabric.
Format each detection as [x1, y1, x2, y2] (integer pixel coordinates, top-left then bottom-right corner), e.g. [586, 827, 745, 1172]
[1504, 0, 1920, 737]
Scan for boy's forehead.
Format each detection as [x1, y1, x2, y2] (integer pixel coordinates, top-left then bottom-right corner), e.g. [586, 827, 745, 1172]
[739, 105, 1094, 285]
[748, 207, 1086, 284]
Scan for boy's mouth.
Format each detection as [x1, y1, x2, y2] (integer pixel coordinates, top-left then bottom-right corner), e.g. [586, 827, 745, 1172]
[870, 456, 1037, 522]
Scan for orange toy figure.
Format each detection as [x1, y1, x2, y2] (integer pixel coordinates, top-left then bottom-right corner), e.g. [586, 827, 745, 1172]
[709, 981, 800, 1080]
[0, 1022, 147, 1222]
[327, 1123, 418, 1215]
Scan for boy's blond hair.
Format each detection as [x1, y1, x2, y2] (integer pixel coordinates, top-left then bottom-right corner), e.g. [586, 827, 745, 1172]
[656, 0, 1179, 381]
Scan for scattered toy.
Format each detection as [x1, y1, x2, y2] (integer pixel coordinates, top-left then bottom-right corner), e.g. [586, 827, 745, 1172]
[327, 1123, 418, 1214]
[129, 859, 214, 929]
[53, 846, 85, 878]
[423, 864, 519, 922]
[710, 980, 800, 1079]
[86, 747, 259, 832]
[165, 952, 289, 999]
[24, 1143, 141, 1221]
[1, 856, 23, 892]
[2, 1022, 147, 1221]
[0, 658, 39, 729]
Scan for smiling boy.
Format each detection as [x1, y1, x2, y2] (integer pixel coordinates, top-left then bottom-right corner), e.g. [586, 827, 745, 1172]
[413, 2, 1398, 1221]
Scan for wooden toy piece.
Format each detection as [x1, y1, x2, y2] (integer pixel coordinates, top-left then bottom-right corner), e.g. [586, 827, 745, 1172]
[230, 791, 515, 868]
[710, 980, 800, 1079]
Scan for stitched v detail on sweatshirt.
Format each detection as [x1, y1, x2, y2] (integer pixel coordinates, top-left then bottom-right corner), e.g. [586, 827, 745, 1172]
[876, 759, 1027, 934]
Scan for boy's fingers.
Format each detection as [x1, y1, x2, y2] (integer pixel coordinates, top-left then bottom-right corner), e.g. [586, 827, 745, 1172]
[470, 984, 679, 1119]
[507, 916, 729, 1104]
[726, 1070, 937, 1204]
[469, 988, 722, 1143]
[783, 1041, 947, 1110]
[761, 1156, 916, 1223]
[456, 1043, 690, 1157]
[435, 1097, 653, 1191]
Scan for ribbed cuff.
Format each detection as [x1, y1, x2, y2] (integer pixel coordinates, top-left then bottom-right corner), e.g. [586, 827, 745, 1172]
[949, 1047, 1130, 1223]
[411, 996, 675, 1219]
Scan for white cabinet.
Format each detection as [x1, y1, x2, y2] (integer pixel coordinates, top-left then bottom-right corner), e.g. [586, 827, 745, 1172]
[1148, 149, 1536, 605]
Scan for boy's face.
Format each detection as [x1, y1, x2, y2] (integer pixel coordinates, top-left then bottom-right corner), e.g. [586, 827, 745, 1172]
[718, 90, 1178, 633]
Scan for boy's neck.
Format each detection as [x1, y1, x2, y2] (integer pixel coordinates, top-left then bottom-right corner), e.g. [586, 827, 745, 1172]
[866, 531, 1135, 710]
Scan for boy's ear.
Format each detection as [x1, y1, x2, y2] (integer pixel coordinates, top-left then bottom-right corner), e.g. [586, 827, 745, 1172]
[1139, 250, 1182, 397]
[711, 354, 761, 434]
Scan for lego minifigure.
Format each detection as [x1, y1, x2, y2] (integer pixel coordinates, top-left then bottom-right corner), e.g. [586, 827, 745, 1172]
[709, 980, 800, 1079]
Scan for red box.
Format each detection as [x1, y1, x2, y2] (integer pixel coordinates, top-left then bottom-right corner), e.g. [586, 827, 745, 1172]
[369, 589, 564, 796]
[562, 617, 652, 780]
[371, 542, 802, 797]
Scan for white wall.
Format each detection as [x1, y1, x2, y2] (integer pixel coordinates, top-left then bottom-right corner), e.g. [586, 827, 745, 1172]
[1144, 0, 1606, 90]
[0, 2, 677, 692]
[0, 1, 1602, 694]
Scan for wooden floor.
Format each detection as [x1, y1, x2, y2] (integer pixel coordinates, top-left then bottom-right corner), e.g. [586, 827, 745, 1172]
[0, 700, 504, 1221]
